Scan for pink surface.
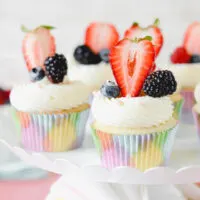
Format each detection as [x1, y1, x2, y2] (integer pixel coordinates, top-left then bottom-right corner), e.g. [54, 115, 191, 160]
[0, 174, 59, 200]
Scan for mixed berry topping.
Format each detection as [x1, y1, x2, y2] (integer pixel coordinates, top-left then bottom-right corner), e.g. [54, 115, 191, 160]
[29, 67, 45, 82]
[171, 22, 200, 64]
[74, 22, 119, 65]
[0, 89, 10, 105]
[74, 45, 101, 65]
[45, 53, 68, 83]
[100, 81, 120, 98]
[143, 70, 177, 97]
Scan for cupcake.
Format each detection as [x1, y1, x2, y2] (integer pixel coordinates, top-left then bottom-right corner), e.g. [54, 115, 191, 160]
[68, 22, 120, 91]
[193, 83, 200, 139]
[10, 26, 90, 152]
[169, 22, 200, 123]
[91, 36, 178, 171]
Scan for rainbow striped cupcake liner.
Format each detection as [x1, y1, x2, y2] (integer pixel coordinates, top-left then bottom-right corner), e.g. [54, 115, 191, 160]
[181, 90, 195, 124]
[173, 97, 184, 121]
[92, 125, 178, 171]
[193, 109, 200, 140]
[16, 109, 89, 152]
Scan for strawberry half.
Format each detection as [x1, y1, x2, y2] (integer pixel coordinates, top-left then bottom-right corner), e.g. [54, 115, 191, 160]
[85, 22, 119, 54]
[22, 25, 56, 71]
[183, 22, 200, 55]
[110, 37, 155, 97]
[124, 19, 163, 57]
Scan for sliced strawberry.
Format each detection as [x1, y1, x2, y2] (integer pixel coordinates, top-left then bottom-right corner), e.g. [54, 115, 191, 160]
[124, 19, 163, 56]
[183, 22, 200, 55]
[85, 22, 119, 54]
[110, 38, 155, 97]
[22, 25, 56, 71]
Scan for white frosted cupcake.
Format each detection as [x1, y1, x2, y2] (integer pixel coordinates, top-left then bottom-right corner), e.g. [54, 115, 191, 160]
[68, 22, 119, 91]
[169, 22, 200, 123]
[10, 54, 91, 152]
[91, 36, 178, 171]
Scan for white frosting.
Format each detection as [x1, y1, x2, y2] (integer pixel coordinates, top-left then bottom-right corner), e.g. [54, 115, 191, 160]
[168, 63, 200, 88]
[68, 56, 114, 91]
[92, 92, 174, 128]
[10, 77, 91, 112]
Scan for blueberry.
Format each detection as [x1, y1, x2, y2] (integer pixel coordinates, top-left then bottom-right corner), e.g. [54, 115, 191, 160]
[73, 45, 101, 65]
[100, 81, 120, 98]
[99, 49, 110, 63]
[30, 67, 45, 82]
[190, 55, 200, 63]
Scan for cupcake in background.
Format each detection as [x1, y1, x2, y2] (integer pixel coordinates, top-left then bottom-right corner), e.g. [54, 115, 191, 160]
[68, 22, 120, 92]
[193, 83, 200, 140]
[91, 36, 178, 171]
[169, 22, 200, 124]
[10, 25, 91, 152]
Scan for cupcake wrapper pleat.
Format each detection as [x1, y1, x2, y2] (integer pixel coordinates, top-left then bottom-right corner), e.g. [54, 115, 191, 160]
[193, 109, 200, 140]
[181, 91, 195, 124]
[173, 98, 184, 120]
[92, 125, 178, 171]
[17, 109, 89, 152]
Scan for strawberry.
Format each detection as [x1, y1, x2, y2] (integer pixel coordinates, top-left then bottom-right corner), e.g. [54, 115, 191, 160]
[183, 22, 200, 55]
[22, 25, 56, 71]
[84, 22, 119, 54]
[0, 89, 10, 105]
[124, 19, 163, 56]
[170, 46, 191, 64]
[109, 37, 155, 97]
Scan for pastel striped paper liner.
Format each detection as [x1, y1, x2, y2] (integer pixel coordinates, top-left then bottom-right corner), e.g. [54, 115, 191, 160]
[181, 90, 195, 124]
[16, 109, 89, 152]
[173, 98, 184, 120]
[193, 109, 200, 140]
[92, 125, 178, 171]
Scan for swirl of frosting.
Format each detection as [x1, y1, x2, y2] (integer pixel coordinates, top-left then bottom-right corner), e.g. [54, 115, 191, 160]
[67, 56, 114, 91]
[168, 63, 200, 88]
[10, 77, 91, 112]
[92, 92, 174, 128]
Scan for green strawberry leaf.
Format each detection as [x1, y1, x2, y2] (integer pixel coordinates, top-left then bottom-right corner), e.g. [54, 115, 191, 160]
[39, 25, 55, 30]
[132, 22, 139, 27]
[21, 25, 31, 33]
[153, 18, 160, 27]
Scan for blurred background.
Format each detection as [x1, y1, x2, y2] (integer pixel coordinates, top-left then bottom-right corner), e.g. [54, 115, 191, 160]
[0, 0, 200, 199]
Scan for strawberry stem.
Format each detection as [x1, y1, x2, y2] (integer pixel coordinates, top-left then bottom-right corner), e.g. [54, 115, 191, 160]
[39, 25, 55, 30]
[21, 25, 31, 33]
[126, 36, 152, 43]
[153, 18, 160, 27]
[132, 22, 139, 27]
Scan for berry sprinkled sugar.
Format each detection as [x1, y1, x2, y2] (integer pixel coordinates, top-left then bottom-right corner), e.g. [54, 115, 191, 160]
[45, 54, 68, 83]
[109, 36, 155, 97]
[143, 70, 177, 97]
[124, 18, 163, 57]
[74, 45, 101, 65]
[170, 46, 191, 64]
[22, 25, 56, 71]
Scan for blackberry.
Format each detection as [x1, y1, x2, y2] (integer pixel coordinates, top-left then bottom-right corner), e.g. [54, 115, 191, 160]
[190, 55, 200, 63]
[73, 45, 101, 65]
[44, 53, 68, 83]
[100, 80, 120, 98]
[29, 67, 45, 82]
[143, 70, 177, 97]
[99, 49, 110, 63]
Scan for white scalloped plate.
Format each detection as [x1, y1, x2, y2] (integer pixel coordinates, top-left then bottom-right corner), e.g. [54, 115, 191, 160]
[1, 106, 200, 184]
